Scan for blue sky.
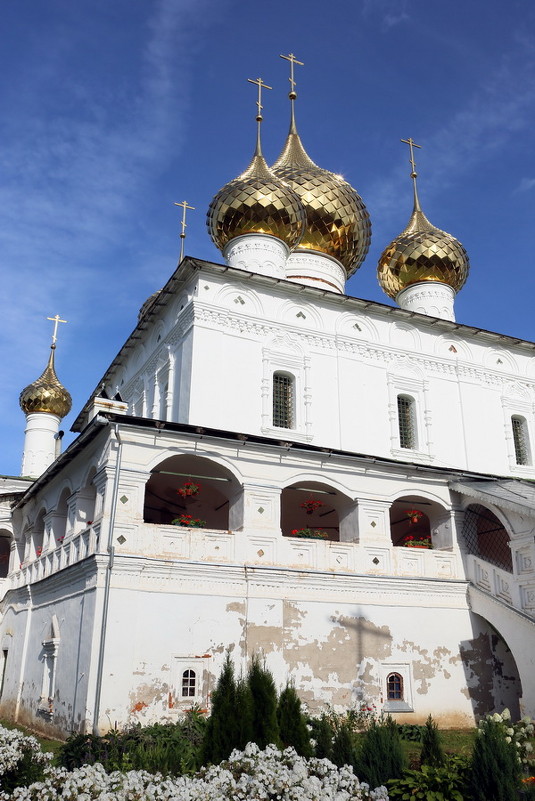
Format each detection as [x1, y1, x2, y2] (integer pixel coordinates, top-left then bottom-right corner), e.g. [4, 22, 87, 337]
[1, 0, 534, 476]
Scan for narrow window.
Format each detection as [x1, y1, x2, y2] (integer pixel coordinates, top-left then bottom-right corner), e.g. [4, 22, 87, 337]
[397, 395, 416, 449]
[386, 672, 403, 701]
[0, 650, 8, 698]
[273, 373, 294, 429]
[181, 669, 196, 697]
[512, 416, 530, 465]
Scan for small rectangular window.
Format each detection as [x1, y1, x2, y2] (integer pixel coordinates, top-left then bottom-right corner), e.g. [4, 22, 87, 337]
[273, 373, 294, 429]
[512, 416, 530, 466]
[397, 395, 416, 449]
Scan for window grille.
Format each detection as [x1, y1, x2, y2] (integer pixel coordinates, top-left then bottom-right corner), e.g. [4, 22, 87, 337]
[397, 395, 416, 449]
[387, 672, 403, 700]
[512, 416, 530, 465]
[273, 373, 294, 429]
[462, 504, 513, 572]
[181, 669, 196, 697]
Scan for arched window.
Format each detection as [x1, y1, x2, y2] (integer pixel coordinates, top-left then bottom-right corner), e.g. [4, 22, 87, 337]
[273, 372, 294, 429]
[397, 395, 416, 450]
[181, 669, 196, 697]
[511, 416, 531, 466]
[386, 672, 403, 701]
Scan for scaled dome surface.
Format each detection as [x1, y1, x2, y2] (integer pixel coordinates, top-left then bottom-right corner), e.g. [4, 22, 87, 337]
[377, 206, 469, 299]
[272, 129, 371, 274]
[207, 150, 305, 252]
[19, 346, 72, 419]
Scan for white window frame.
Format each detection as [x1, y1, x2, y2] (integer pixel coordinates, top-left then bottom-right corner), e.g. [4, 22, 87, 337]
[172, 656, 209, 710]
[387, 374, 433, 461]
[380, 663, 413, 712]
[502, 396, 535, 475]
[261, 347, 312, 442]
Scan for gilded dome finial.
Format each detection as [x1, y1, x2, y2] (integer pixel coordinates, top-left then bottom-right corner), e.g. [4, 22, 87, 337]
[207, 77, 305, 252]
[20, 315, 72, 418]
[280, 52, 304, 135]
[401, 137, 423, 212]
[174, 200, 195, 262]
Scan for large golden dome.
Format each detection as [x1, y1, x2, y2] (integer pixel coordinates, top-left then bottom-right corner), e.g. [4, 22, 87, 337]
[272, 119, 371, 274]
[378, 199, 469, 300]
[20, 346, 72, 419]
[207, 142, 305, 252]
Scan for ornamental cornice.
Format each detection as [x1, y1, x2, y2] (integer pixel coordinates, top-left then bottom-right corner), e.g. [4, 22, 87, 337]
[192, 305, 535, 396]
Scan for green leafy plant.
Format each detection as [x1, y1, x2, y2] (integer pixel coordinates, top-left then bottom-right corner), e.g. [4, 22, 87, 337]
[388, 762, 466, 801]
[469, 716, 521, 801]
[397, 723, 425, 742]
[290, 528, 329, 539]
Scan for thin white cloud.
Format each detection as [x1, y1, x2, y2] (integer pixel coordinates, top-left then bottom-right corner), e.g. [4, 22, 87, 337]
[515, 177, 535, 193]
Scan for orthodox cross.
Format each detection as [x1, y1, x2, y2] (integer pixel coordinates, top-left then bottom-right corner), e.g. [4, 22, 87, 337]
[174, 200, 195, 262]
[247, 77, 272, 122]
[280, 52, 304, 98]
[46, 314, 67, 347]
[400, 137, 422, 177]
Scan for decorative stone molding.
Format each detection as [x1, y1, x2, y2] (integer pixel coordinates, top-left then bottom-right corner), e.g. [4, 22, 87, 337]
[397, 282, 456, 322]
[223, 234, 289, 279]
[286, 251, 346, 294]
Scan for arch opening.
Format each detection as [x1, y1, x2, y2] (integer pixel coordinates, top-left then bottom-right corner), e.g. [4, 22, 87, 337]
[143, 454, 241, 531]
[281, 482, 355, 542]
[462, 504, 513, 572]
[390, 495, 451, 549]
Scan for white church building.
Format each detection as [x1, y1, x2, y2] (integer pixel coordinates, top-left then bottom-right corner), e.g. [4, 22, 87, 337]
[1, 67, 535, 738]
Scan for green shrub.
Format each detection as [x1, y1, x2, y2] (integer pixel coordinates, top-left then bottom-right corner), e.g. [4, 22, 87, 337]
[203, 652, 238, 764]
[58, 711, 206, 776]
[235, 676, 254, 750]
[420, 714, 445, 767]
[310, 714, 334, 760]
[356, 717, 405, 788]
[277, 684, 312, 757]
[247, 654, 280, 748]
[397, 723, 425, 742]
[388, 762, 467, 801]
[469, 718, 521, 801]
[331, 721, 357, 769]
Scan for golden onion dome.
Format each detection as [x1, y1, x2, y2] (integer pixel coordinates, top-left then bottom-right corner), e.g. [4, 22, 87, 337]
[19, 345, 72, 419]
[378, 169, 469, 300]
[271, 109, 371, 275]
[207, 108, 305, 252]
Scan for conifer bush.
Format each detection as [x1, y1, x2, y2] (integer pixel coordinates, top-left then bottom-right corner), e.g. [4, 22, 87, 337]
[469, 717, 521, 801]
[420, 714, 445, 767]
[356, 717, 405, 789]
[311, 713, 334, 760]
[277, 683, 312, 756]
[332, 721, 357, 770]
[247, 654, 281, 748]
[202, 652, 238, 764]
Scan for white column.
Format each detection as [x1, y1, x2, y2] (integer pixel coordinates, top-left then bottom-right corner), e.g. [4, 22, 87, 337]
[285, 251, 346, 294]
[223, 234, 288, 278]
[396, 282, 456, 321]
[21, 413, 60, 478]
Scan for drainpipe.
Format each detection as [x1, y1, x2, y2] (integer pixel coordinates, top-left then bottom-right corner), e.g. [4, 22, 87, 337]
[93, 423, 123, 734]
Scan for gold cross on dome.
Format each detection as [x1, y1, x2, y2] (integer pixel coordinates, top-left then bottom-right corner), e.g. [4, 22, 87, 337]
[46, 314, 67, 345]
[401, 137, 422, 176]
[280, 52, 304, 96]
[247, 77, 272, 121]
[174, 201, 195, 262]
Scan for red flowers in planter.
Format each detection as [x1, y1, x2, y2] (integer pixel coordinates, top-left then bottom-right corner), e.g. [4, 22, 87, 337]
[406, 509, 423, 524]
[291, 528, 329, 540]
[402, 534, 432, 548]
[178, 481, 200, 498]
[300, 497, 324, 515]
[172, 514, 205, 528]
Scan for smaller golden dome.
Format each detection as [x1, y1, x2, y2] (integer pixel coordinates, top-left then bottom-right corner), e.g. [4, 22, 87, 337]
[20, 346, 72, 419]
[207, 145, 305, 252]
[378, 149, 469, 299]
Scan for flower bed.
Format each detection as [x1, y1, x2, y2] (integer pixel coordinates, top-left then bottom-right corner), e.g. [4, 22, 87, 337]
[0, 742, 389, 800]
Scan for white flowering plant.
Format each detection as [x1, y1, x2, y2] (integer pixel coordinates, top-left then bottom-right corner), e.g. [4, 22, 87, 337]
[0, 742, 389, 800]
[0, 725, 51, 794]
[477, 708, 534, 765]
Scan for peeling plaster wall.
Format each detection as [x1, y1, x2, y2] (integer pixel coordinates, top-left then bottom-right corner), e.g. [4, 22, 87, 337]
[0, 565, 98, 738]
[92, 561, 497, 731]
